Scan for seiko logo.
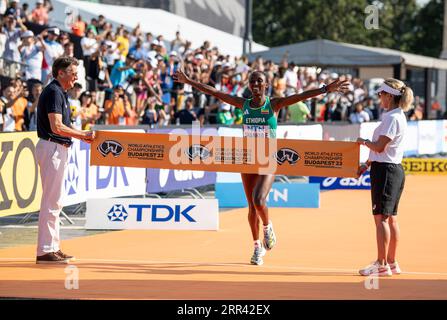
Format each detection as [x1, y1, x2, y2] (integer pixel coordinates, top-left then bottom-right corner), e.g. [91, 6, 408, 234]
[274, 148, 300, 165]
[97, 140, 124, 157]
[185, 144, 210, 161]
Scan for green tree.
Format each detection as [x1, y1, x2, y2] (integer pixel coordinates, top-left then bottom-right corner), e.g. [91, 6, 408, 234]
[252, 0, 431, 56]
[408, 0, 444, 57]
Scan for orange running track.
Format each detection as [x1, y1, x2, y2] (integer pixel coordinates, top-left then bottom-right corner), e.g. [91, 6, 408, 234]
[0, 175, 446, 300]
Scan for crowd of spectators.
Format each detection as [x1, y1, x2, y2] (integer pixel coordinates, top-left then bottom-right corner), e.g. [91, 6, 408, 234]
[0, 0, 441, 132]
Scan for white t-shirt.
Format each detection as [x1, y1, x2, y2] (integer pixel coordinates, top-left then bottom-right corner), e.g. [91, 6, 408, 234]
[284, 69, 298, 95]
[43, 40, 63, 70]
[3, 107, 15, 132]
[368, 107, 407, 164]
[20, 44, 43, 81]
[81, 37, 98, 56]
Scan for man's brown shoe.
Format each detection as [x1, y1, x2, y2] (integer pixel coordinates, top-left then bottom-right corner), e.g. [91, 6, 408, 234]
[36, 252, 69, 264]
[56, 250, 75, 261]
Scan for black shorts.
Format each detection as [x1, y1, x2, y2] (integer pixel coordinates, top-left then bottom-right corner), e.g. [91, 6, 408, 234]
[370, 161, 405, 216]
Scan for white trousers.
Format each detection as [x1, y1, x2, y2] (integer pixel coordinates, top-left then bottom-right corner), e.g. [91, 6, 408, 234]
[35, 139, 69, 256]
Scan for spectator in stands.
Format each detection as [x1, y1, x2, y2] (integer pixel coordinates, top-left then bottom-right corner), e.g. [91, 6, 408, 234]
[5, 0, 21, 20]
[324, 98, 343, 122]
[10, 77, 27, 131]
[87, 17, 98, 35]
[2, 14, 27, 77]
[71, 14, 86, 37]
[0, 84, 17, 131]
[31, 0, 48, 25]
[104, 85, 126, 125]
[217, 103, 234, 125]
[129, 23, 142, 48]
[170, 31, 184, 54]
[43, 0, 52, 13]
[284, 62, 298, 97]
[79, 90, 99, 130]
[109, 53, 137, 88]
[287, 100, 311, 123]
[123, 92, 138, 125]
[364, 97, 378, 120]
[63, 41, 73, 57]
[19, 30, 43, 81]
[23, 80, 42, 130]
[116, 26, 129, 58]
[128, 38, 146, 61]
[58, 31, 70, 47]
[89, 41, 112, 92]
[67, 82, 82, 129]
[20, 2, 31, 22]
[103, 31, 119, 72]
[172, 96, 197, 124]
[349, 102, 370, 123]
[81, 28, 98, 76]
[273, 67, 286, 98]
[97, 14, 106, 34]
[142, 32, 153, 52]
[38, 27, 63, 84]
[140, 95, 158, 125]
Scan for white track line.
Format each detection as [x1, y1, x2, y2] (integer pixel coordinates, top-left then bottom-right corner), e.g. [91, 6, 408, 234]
[1, 257, 447, 276]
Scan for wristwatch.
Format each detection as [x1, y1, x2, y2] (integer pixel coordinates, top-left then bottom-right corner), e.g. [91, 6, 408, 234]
[320, 85, 328, 94]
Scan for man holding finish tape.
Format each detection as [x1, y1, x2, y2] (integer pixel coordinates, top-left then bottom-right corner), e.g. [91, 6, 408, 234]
[35, 56, 95, 264]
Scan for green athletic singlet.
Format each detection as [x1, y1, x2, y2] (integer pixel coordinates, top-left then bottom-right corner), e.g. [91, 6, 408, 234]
[242, 97, 277, 138]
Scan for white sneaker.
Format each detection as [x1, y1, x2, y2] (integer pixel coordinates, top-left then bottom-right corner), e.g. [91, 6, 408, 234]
[389, 261, 401, 275]
[359, 261, 392, 277]
[250, 245, 266, 265]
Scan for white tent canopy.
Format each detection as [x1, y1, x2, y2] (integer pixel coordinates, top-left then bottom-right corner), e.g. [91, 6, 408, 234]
[248, 39, 447, 70]
[25, 0, 268, 56]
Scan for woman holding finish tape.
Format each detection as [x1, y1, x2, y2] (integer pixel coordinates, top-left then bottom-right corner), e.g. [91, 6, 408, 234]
[356, 78, 413, 276]
[174, 67, 350, 266]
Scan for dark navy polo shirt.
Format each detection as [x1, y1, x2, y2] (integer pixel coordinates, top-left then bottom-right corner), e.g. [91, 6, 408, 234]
[36, 79, 73, 146]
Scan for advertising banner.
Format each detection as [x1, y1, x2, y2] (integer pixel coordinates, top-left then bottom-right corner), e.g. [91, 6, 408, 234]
[276, 125, 323, 140]
[64, 131, 146, 206]
[86, 198, 219, 230]
[215, 182, 320, 208]
[91, 131, 360, 178]
[309, 172, 371, 190]
[417, 121, 438, 155]
[146, 127, 217, 193]
[403, 121, 419, 157]
[0, 132, 42, 217]
[402, 158, 447, 175]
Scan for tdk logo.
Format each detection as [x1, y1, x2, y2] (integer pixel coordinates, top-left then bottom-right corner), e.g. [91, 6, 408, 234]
[107, 204, 197, 222]
[107, 204, 128, 222]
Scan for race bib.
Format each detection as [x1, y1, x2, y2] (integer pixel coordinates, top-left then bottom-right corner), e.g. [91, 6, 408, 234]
[243, 125, 270, 138]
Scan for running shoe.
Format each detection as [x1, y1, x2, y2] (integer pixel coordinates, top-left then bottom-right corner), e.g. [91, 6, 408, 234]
[250, 245, 266, 265]
[389, 261, 401, 275]
[359, 261, 392, 276]
[263, 222, 277, 250]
